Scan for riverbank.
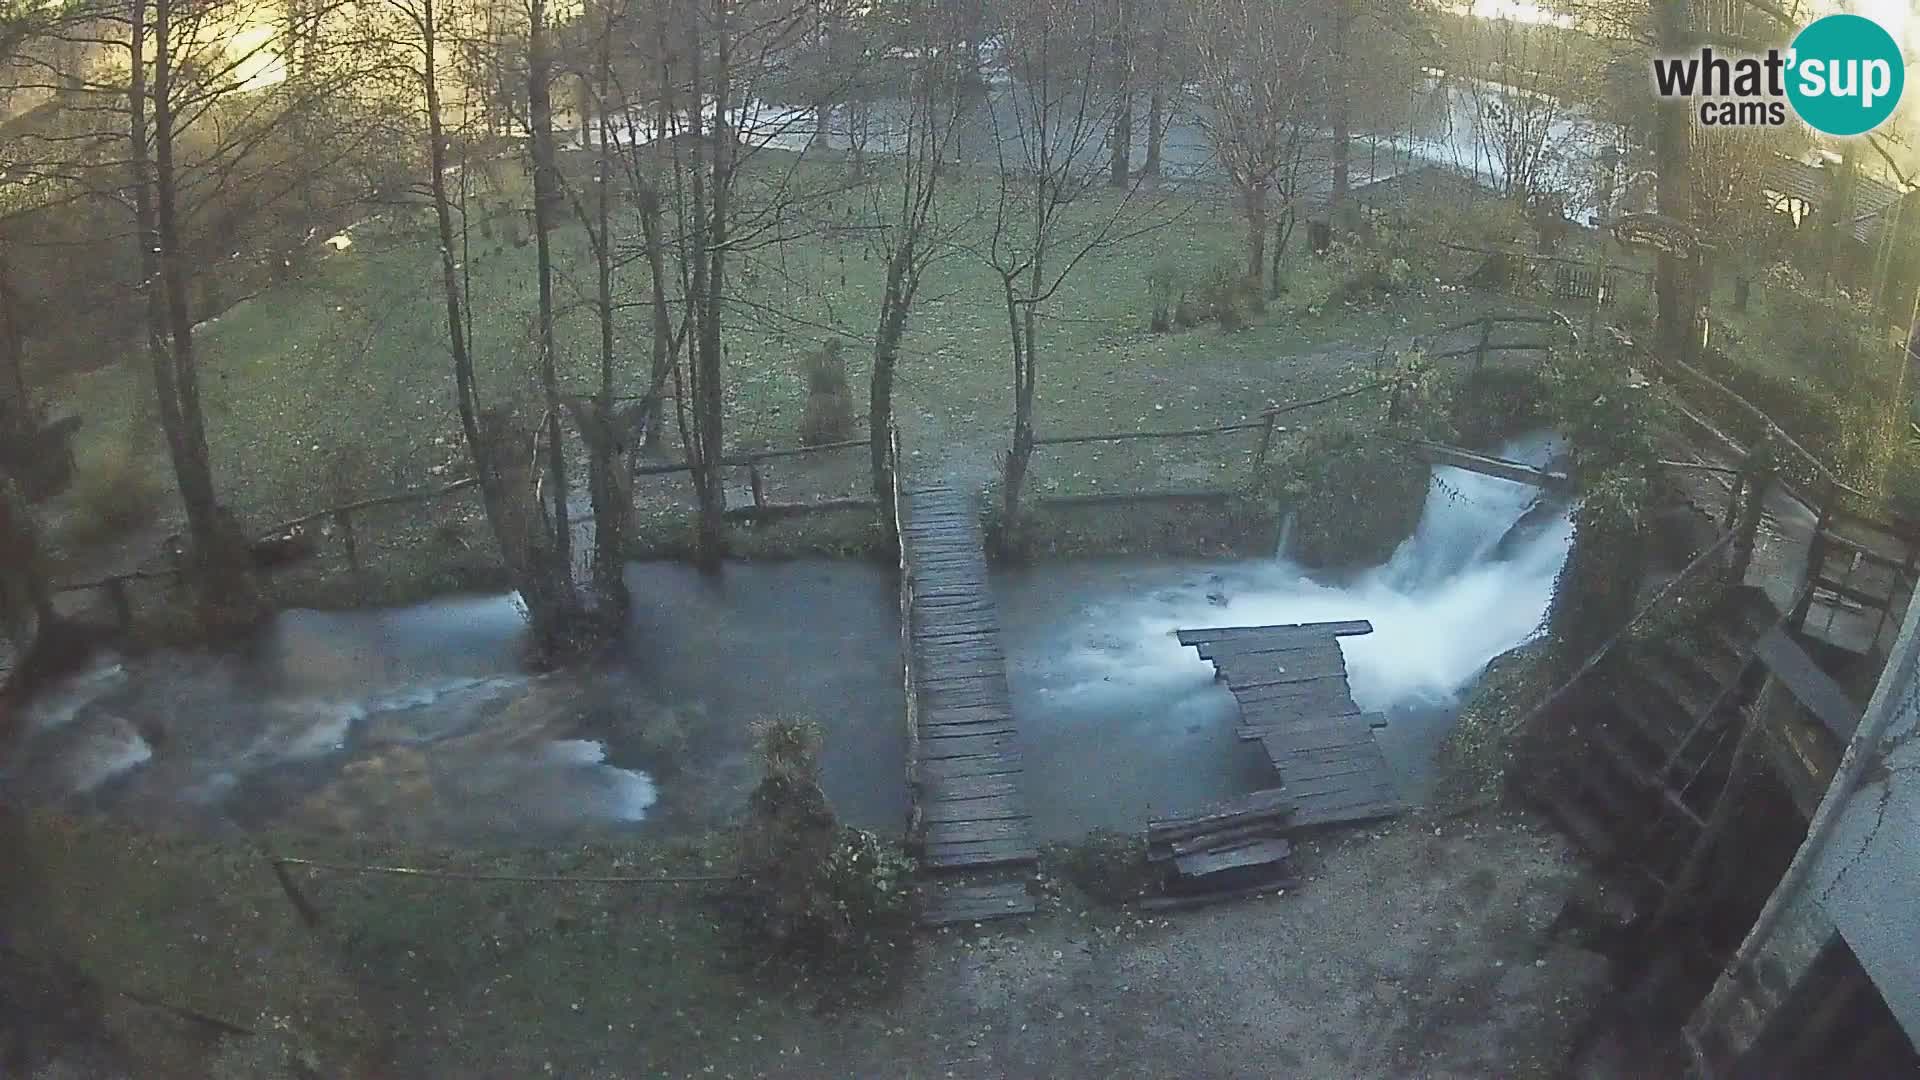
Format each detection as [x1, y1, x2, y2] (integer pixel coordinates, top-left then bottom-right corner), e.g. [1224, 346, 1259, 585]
[5, 800, 1609, 1078]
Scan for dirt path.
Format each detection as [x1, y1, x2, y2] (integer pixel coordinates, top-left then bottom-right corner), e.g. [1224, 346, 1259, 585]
[728, 809, 1608, 1079]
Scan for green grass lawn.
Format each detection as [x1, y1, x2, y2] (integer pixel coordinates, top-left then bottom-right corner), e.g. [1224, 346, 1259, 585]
[45, 161, 1546, 599]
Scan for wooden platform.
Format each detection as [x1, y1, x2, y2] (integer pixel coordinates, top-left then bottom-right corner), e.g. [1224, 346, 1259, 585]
[1179, 621, 1406, 829]
[900, 484, 1037, 883]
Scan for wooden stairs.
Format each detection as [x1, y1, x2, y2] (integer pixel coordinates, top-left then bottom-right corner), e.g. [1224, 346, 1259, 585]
[1523, 587, 1778, 909]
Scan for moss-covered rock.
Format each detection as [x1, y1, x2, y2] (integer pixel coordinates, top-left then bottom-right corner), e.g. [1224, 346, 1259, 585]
[1446, 366, 1551, 450]
[1265, 425, 1429, 569]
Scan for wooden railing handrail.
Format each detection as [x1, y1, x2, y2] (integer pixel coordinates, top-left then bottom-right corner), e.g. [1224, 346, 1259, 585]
[1503, 526, 1739, 736]
[630, 436, 871, 476]
[1031, 420, 1266, 447]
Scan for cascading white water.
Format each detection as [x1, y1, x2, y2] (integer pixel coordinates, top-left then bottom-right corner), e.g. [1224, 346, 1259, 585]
[1068, 433, 1574, 714]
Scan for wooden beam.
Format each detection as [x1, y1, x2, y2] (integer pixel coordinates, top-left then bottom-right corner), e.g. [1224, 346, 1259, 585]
[1405, 441, 1569, 489]
[1755, 627, 1863, 741]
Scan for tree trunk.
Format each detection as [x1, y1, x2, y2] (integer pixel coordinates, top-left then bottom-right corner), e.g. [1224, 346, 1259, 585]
[639, 187, 670, 453]
[420, 0, 567, 649]
[0, 252, 26, 414]
[1269, 204, 1294, 299]
[149, 0, 258, 623]
[587, 45, 630, 621]
[681, 0, 729, 571]
[1001, 261, 1041, 526]
[871, 251, 910, 507]
[1141, 8, 1167, 181]
[1143, 86, 1164, 181]
[528, 0, 572, 587]
[1823, 145, 1858, 292]
[1653, 0, 1693, 361]
[1329, 6, 1351, 215]
[1107, 0, 1132, 188]
[1244, 182, 1268, 293]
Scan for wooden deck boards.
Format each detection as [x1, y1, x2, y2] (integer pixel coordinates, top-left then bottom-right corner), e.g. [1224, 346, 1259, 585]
[1181, 621, 1407, 831]
[902, 485, 1037, 881]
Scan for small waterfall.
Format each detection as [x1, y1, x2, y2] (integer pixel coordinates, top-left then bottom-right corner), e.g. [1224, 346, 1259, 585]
[1070, 433, 1575, 713]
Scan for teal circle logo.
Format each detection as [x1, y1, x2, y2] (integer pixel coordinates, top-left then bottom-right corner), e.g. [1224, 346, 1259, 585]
[1787, 14, 1905, 136]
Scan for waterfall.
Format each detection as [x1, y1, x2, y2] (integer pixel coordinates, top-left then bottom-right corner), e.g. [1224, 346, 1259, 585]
[1080, 433, 1575, 713]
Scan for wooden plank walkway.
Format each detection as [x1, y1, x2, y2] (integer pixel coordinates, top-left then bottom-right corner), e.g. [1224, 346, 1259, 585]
[900, 485, 1037, 897]
[1179, 621, 1407, 829]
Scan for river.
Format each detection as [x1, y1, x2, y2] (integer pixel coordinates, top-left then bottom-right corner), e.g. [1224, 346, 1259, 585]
[5, 436, 1570, 845]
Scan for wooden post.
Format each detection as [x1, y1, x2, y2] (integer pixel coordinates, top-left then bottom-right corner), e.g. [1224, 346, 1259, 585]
[1722, 472, 1745, 532]
[269, 859, 324, 928]
[104, 577, 132, 631]
[1648, 680, 1769, 935]
[749, 462, 766, 509]
[1474, 317, 1492, 374]
[1788, 479, 1838, 628]
[1727, 462, 1772, 584]
[336, 508, 358, 573]
[1252, 411, 1279, 477]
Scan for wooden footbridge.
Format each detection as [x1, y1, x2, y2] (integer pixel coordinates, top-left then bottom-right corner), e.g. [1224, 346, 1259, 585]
[1178, 620, 1407, 828]
[897, 483, 1036, 926]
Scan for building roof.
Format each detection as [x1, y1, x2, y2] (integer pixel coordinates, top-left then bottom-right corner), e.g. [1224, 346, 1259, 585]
[1344, 163, 1504, 213]
[1763, 155, 1907, 245]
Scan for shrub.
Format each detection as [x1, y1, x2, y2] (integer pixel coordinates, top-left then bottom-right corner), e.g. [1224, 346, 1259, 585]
[738, 717, 913, 975]
[1054, 829, 1153, 906]
[1145, 262, 1180, 333]
[1262, 423, 1428, 569]
[59, 435, 164, 547]
[1198, 263, 1254, 331]
[1172, 290, 1202, 330]
[1758, 264, 1879, 393]
[798, 338, 855, 446]
[1447, 366, 1551, 449]
[1548, 469, 1649, 669]
[1323, 230, 1417, 307]
[1542, 346, 1660, 480]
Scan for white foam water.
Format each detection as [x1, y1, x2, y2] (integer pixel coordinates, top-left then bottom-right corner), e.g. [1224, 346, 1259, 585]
[1069, 434, 1573, 713]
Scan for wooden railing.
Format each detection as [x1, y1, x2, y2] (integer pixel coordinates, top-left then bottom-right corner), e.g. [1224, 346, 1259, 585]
[632, 435, 876, 520]
[1423, 311, 1578, 371]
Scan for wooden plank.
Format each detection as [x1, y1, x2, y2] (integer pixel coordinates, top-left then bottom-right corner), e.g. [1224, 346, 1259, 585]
[1262, 728, 1378, 757]
[1173, 838, 1293, 879]
[1152, 820, 1291, 861]
[920, 796, 1028, 823]
[919, 883, 1035, 926]
[1282, 771, 1395, 801]
[918, 753, 1022, 779]
[1409, 440, 1569, 489]
[1276, 756, 1381, 784]
[923, 723, 1017, 738]
[1146, 788, 1294, 834]
[921, 840, 1040, 870]
[922, 776, 1018, 801]
[918, 733, 1015, 759]
[1233, 679, 1360, 709]
[1138, 875, 1298, 912]
[921, 703, 1013, 724]
[925, 818, 1030, 845]
[1756, 626, 1863, 741]
[1177, 620, 1374, 644]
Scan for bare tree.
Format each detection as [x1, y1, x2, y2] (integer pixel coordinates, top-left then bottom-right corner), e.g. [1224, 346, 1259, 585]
[1454, 16, 1585, 204]
[389, 0, 582, 650]
[1189, 0, 1317, 295]
[562, 0, 633, 618]
[865, 1, 970, 505]
[984, 0, 1170, 523]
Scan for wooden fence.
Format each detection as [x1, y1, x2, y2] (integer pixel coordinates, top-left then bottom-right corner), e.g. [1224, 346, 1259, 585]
[1422, 311, 1579, 371]
[49, 435, 884, 632]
